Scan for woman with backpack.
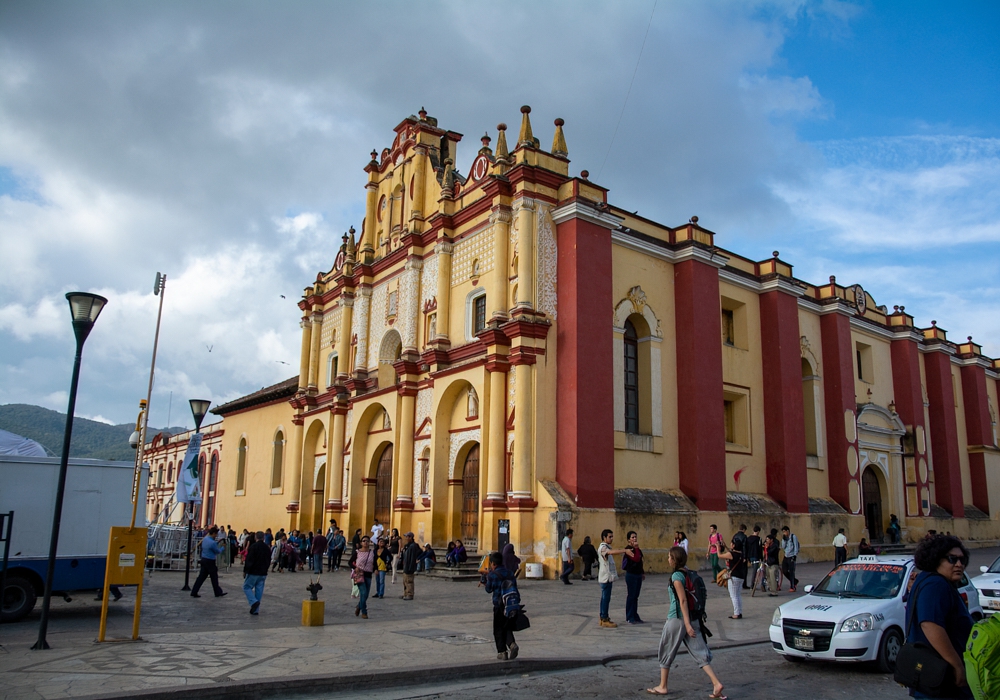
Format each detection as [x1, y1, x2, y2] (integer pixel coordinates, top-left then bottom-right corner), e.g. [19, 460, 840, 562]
[647, 545, 727, 699]
[481, 551, 520, 660]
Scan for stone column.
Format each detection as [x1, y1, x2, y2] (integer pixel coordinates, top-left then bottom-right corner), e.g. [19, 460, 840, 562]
[819, 302, 862, 515]
[511, 354, 534, 500]
[959, 341, 995, 516]
[307, 310, 323, 389]
[395, 390, 416, 508]
[923, 345, 964, 517]
[287, 417, 305, 528]
[889, 312, 932, 518]
[409, 146, 427, 230]
[434, 242, 453, 343]
[486, 360, 509, 501]
[515, 198, 534, 308]
[491, 206, 512, 318]
[297, 318, 311, 390]
[336, 295, 354, 378]
[326, 402, 347, 511]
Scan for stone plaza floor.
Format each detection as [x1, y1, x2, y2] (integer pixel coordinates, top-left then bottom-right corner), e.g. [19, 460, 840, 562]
[2, 547, 997, 699]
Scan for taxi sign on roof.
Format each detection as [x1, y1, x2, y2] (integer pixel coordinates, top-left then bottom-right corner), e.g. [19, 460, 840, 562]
[857, 555, 879, 562]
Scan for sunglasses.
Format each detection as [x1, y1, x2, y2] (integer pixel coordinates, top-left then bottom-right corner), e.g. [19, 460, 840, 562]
[946, 554, 969, 566]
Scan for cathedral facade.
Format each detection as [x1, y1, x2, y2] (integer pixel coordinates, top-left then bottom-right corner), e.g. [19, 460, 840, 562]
[208, 107, 1000, 573]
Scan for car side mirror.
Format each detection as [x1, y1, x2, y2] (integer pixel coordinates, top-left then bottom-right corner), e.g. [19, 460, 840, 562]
[982, 566, 989, 573]
[804, 585, 813, 593]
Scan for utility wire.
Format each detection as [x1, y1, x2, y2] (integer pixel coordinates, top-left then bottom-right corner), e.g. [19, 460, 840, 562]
[596, 0, 658, 183]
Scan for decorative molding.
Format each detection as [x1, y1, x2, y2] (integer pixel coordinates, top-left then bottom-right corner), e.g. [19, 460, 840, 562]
[760, 277, 805, 297]
[451, 225, 495, 286]
[718, 268, 763, 293]
[449, 429, 481, 479]
[320, 305, 342, 348]
[350, 288, 372, 370]
[368, 283, 388, 370]
[399, 262, 421, 348]
[535, 203, 558, 319]
[552, 201, 623, 229]
[849, 315, 895, 341]
[420, 255, 438, 308]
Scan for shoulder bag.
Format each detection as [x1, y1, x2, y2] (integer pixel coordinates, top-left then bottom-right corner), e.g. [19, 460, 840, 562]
[893, 577, 956, 697]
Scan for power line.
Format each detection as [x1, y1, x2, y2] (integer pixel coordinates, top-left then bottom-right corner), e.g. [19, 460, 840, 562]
[596, 0, 658, 183]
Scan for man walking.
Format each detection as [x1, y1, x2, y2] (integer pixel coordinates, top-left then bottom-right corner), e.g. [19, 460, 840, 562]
[329, 529, 346, 571]
[744, 525, 762, 590]
[832, 527, 848, 567]
[560, 528, 575, 585]
[765, 529, 780, 596]
[597, 529, 627, 628]
[781, 526, 800, 592]
[191, 526, 227, 598]
[311, 529, 328, 575]
[370, 518, 384, 546]
[243, 531, 269, 614]
[400, 532, 419, 600]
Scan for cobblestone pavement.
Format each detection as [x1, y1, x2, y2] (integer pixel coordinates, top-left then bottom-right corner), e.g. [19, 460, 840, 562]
[310, 642, 905, 699]
[1, 547, 996, 699]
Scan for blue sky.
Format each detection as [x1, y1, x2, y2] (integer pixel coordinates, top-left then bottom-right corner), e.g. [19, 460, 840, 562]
[0, 0, 997, 427]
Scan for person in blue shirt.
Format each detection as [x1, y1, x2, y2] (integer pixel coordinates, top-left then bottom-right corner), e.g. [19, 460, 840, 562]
[904, 534, 974, 699]
[482, 551, 519, 661]
[190, 526, 227, 598]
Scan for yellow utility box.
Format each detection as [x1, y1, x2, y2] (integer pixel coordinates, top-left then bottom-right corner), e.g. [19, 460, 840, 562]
[301, 600, 325, 626]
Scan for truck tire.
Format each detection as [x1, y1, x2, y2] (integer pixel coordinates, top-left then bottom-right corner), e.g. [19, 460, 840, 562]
[1, 576, 38, 622]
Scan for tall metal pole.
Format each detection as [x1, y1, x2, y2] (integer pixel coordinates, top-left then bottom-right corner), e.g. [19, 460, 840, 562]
[132, 273, 166, 529]
[181, 402, 208, 592]
[33, 334, 86, 649]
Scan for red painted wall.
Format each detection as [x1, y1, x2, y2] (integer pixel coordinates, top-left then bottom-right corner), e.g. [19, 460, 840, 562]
[819, 311, 857, 511]
[674, 257, 727, 512]
[890, 336, 930, 514]
[759, 290, 809, 512]
[555, 216, 615, 508]
[923, 351, 964, 517]
[961, 364, 992, 514]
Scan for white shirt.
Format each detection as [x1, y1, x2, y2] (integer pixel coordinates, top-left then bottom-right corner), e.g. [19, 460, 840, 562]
[371, 524, 384, 543]
[597, 542, 618, 583]
[678, 538, 689, 553]
[833, 533, 848, 548]
[561, 536, 572, 562]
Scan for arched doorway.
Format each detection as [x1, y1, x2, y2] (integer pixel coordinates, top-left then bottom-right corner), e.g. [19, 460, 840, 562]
[461, 444, 480, 551]
[375, 444, 393, 527]
[862, 467, 884, 542]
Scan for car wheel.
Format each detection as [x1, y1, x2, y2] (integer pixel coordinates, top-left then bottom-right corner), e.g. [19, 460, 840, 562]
[876, 627, 903, 674]
[783, 655, 805, 663]
[1, 576, 38, 622]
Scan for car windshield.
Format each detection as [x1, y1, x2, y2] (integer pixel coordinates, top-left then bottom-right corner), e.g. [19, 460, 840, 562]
[812, 563, 907, 599]
[986, 556, 1000, 574]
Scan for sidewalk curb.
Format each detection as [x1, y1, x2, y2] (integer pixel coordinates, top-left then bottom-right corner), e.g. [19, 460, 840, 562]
[73, 638, 771, 700]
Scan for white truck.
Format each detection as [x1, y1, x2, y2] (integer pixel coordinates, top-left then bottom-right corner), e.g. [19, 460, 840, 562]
[0, 455, 148, 621]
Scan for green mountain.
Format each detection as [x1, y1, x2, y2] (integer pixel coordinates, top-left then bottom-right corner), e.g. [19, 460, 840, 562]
[0, 404, 184, 461]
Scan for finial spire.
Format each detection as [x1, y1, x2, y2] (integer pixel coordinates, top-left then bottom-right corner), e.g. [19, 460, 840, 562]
[480, 132, 492, 155]
[551, 118, 567, 156]
[517, 105, 534, 147]
[495, 123, 509, 160]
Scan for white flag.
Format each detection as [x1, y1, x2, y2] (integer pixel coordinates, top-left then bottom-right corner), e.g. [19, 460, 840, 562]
[175, 434, 203, 504]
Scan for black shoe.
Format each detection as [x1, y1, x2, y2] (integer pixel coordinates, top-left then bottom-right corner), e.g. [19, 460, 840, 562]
[190, 593, 201, 598]
[216, 591, 228, 597]
[250, 601, 260, 615]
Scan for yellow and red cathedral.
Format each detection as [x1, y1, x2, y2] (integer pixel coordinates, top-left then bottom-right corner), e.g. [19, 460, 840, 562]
[147, 107, 1000, 574]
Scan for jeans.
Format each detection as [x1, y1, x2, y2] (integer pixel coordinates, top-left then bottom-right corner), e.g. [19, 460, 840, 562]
[493, 605, 515, 653]
[560, 560, 574, 583]
[728, 576, 743, 616]
[357, 574, 371, 615]
[313, 552, 323, 574]
[191, 558, 223, 596]
[417, 558, 435, 571]
[783, 556, 798, 587]
[624, 572, 643, 622]
[600, 581, 613, 620]
[746, 560, 760, 589]
[243, 574, 266, 607]
[375, 570, 386, 597]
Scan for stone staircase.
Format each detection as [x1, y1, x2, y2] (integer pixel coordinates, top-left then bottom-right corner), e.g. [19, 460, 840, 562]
[421, 549, 483, 582]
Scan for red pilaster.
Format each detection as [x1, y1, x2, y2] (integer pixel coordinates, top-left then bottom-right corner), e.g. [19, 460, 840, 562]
[819, 309, 860, 512]
[961, 362, 993, 514]
[923, 351, 964, 517]
[890, 332, 932, 516]
[554, 211, 615, 508]
[674, 253, 727, 512]
[759, 286, 809, 512]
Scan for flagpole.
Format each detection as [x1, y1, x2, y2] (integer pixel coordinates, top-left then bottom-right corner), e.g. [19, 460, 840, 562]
[131, 273, 166, 530]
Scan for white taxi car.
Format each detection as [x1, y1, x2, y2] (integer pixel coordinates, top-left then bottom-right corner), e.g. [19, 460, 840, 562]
[770, 554, 982, 672]
[970, 554, 1000, 616]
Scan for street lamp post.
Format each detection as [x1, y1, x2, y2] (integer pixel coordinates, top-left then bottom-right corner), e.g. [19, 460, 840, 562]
[33, 292, 107, 651]
[181, 399, 211, 592]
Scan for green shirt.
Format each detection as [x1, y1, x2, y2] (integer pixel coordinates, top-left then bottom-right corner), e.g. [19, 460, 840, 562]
[668, 571, 686, 619]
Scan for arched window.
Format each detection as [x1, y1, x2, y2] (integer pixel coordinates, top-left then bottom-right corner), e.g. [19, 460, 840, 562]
[624, 320, 639, 434]
[377, 330, 402, 389]
[236, 437, 248, 493]
[205, 452, 219, 526]
[326, 352, 338, 387]
[157, 466, 164, 487]
[167, 462, 174, 483]
[271, 430, 285, 490]
[465, 288, 487, 340]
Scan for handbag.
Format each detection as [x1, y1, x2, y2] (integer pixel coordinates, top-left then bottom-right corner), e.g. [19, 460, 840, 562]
[894, 577, 956, 696]
[716, 569, 731, 587]
[512, 608, 531, 631]
[351, 583, 360, 598]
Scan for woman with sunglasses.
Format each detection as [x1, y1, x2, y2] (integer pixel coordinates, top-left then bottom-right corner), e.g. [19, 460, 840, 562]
[904, 534, 974, 699]
[352, 536, 376, 619]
